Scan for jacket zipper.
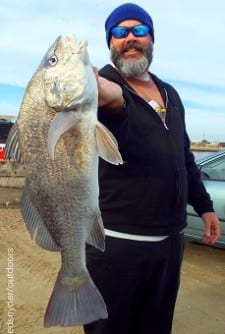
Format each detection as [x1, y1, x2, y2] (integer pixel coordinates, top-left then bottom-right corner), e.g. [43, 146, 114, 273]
[124, 84, 169, 130]
[124, 83, 180, 208]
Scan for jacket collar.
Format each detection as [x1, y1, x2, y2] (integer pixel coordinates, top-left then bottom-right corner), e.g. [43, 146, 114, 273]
[99, 64, 168, 108]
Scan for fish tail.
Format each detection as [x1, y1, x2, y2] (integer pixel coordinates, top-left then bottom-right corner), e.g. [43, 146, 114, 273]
[44, 270, 108, 327]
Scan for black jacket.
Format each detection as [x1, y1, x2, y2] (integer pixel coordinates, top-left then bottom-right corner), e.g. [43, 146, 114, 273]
[98, 65, 214, 236]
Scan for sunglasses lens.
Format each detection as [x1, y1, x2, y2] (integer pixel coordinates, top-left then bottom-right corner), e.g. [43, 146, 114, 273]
[111, 26, 129, 38]
[111, 25, 150, 39]
[133, 25, 149, 37]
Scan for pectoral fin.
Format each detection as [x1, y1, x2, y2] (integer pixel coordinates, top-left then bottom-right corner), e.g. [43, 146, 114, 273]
[95, 121, 123, 165]
[48, 111, 79, 160]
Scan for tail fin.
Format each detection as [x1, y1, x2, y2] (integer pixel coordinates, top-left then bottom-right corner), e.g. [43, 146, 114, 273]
[44, 271, 108, 327]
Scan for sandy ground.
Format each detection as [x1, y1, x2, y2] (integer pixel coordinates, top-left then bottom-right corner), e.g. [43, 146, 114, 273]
[0, 188, 225, 334]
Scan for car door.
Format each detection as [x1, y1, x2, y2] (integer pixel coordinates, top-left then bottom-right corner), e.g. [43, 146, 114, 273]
[186, 152, 225, 247]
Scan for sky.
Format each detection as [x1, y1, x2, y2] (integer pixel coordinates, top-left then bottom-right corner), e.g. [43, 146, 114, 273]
[0, 0, 225, 141]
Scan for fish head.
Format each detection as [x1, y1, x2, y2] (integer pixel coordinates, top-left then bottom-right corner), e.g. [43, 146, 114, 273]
[40, 34, 98, 112]
[36, 34, 98, 160]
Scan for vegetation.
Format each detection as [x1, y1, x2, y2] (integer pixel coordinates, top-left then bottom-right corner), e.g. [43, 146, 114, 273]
[191, 140, 225, 151]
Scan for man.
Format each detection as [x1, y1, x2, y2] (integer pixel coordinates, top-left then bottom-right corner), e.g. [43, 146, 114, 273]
[84, 3, 221, 334]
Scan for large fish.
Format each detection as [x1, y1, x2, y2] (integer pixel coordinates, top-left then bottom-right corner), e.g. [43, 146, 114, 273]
[6, 34, 123, 327]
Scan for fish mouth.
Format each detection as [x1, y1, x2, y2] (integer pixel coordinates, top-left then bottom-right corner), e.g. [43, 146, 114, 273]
[47, 110, 79, 160]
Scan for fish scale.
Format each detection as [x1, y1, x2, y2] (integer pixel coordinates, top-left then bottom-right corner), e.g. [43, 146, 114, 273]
[5, 34, 123, 327]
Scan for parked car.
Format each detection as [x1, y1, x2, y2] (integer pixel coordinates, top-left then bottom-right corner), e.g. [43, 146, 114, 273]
[0, 118, 15, 160]
[185, 150, 225, 248]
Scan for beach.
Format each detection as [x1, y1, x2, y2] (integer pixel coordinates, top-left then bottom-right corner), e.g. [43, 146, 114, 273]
[0, 189, 225, 334]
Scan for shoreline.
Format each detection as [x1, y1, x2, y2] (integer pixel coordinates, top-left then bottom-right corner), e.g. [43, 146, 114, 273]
[191, 145, 224, 152]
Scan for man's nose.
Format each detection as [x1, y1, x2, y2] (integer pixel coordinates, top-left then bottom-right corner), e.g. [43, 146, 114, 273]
[125, 31, 137, 41]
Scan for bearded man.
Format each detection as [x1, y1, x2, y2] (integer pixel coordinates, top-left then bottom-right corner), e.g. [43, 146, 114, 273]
[84, 3, 221, 334]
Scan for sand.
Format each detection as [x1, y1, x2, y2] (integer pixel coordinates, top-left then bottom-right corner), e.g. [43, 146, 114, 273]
[0, 188, 225, 333]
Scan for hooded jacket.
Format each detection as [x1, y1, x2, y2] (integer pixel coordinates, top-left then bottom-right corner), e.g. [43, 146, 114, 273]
[98, 64, 214, 236]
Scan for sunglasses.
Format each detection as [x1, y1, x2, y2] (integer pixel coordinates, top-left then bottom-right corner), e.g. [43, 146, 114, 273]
[111, 24, 150, 39]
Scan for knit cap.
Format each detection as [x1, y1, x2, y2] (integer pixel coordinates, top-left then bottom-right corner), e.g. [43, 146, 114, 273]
[105, 3, 154, 48]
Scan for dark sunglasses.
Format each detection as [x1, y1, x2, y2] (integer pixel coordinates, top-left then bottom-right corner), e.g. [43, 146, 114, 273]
[111, 24, 150, 39]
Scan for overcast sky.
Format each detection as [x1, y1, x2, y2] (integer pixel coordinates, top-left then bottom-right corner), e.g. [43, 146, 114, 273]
[0, 0, 225, 141]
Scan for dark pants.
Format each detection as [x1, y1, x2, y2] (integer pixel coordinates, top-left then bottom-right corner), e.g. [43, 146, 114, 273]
[84, 233, 184, 334]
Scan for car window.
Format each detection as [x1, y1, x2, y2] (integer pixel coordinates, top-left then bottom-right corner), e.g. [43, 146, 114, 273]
[0, 121, 14, 144]
[200, 155, 225, 181]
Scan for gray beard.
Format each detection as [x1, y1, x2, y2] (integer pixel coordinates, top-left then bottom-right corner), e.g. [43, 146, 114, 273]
[110, 41, 153, 77]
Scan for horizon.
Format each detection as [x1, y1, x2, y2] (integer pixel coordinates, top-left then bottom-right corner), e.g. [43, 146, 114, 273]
[1, 1, 225, 141]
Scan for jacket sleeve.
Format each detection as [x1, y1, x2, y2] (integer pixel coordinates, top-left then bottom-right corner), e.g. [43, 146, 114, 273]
[98, 103, 129, 149]
[97, 65, 131, 149]
[171, 85, 214, 215]
[183, 119, 214, 215]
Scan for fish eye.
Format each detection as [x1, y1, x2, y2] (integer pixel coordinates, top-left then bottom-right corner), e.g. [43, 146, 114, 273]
[48, 55, 58, 66]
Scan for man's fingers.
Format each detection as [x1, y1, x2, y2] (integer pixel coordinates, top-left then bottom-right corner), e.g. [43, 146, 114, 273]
[202, 221, 221, 244]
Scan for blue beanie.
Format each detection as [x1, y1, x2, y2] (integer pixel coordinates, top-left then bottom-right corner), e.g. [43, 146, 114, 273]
[105, 3, 154, 48]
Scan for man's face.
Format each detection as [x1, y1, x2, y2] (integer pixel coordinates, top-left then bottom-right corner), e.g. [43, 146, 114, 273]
[110, 19, 153, 77]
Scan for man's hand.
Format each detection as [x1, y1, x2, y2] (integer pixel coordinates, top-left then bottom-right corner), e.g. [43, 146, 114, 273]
[93, 67, 124, 111]
[201, 212, 221, 245]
